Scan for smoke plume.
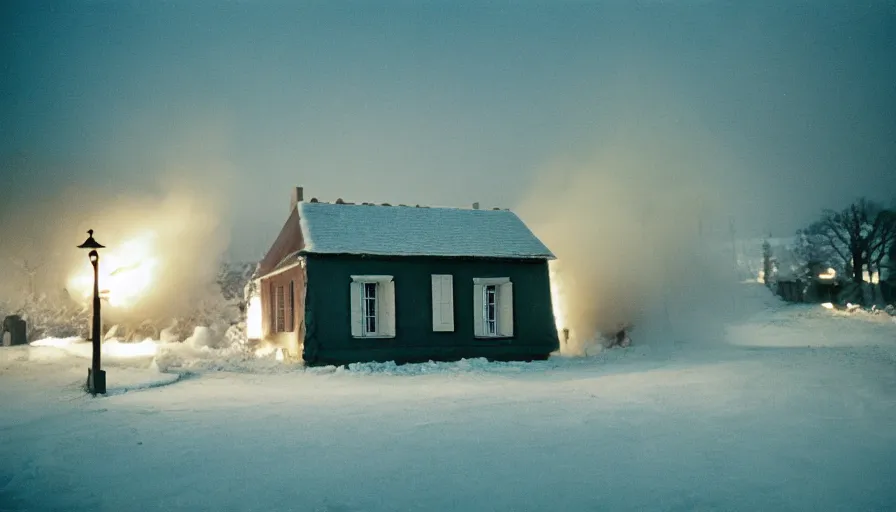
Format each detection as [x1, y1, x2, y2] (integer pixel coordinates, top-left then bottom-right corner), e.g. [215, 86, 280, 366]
[519, 115, 743, 354]
[0, 159, 234, 328]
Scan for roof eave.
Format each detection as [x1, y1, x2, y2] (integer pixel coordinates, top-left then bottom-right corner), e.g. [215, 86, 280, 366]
[298, 250, 555, 261]
[257, 252, 305, 280]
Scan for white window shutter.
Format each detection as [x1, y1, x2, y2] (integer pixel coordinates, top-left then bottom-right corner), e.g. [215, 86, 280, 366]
[498, 282, 514, 337]
[382, 280, 396, 337]
[441, 275, 454, 331]
[432, 275, 454, 332]
[431, 276, 442, 330]
[473, 283, 485, 337]
[350, 281, 363, 337]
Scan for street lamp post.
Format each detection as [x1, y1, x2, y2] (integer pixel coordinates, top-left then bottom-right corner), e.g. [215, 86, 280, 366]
[78, 229, 105, 395]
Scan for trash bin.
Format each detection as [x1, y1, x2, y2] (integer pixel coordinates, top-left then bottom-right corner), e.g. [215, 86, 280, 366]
[2, 315, 27, 346]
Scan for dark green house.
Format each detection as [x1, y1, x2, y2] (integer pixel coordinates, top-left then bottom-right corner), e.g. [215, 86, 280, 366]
[256, 189, 559, 366]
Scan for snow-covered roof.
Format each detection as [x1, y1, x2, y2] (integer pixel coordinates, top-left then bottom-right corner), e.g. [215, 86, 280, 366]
[297, 202, 555, 260]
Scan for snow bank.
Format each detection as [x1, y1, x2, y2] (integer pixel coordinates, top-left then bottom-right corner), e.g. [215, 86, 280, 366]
[29, 336, 82, 348]
[29, 337, 160, 360]
[330, 357, 551, 376]
[318, 350, 651, 377]
[727, 301, 896, 350]
[152, 341, 298, 373]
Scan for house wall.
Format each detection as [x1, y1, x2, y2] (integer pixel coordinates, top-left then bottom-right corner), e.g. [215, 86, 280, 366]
[302, 255, 559, 365]
[260, 264, 305, 358]
[257, 207, 304, 277]
[257, 199, 308, 358]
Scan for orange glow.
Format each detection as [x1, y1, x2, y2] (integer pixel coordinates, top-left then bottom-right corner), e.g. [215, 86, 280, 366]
[549, 260, 567, 331]
[246, 295, 263, 339]
[68, 232, 159, 309]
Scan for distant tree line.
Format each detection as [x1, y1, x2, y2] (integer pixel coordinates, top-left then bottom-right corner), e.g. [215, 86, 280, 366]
[766, 198, 896, 306]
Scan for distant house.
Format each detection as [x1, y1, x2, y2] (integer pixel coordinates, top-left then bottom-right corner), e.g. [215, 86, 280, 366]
[255, 187, 560, 366]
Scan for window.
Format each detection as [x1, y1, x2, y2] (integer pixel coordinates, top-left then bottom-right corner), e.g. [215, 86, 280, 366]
[350, 276, 396, 338]
[269, 283, 277, 333]
[431, 274, 455, 332]
[276, 285, 286, 333]
[288, 280, 296, 332]
[269, 281, 297, 334]
[484, 285, 497, 335]
[473, 277, 514, 338]
[363, 282, 377, 335]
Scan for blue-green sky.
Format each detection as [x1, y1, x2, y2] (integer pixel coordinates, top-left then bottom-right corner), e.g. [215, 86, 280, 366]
[3, 1, 895, 260]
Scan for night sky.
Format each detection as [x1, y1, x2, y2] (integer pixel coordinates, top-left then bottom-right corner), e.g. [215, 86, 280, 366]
[3, 1, 895, 260]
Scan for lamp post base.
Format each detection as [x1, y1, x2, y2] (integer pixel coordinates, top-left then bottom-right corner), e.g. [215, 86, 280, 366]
[87, 368, 107, 395]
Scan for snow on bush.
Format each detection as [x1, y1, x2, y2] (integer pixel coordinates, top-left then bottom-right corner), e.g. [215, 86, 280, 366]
[2, 296, 87, 341]
[180, 323, 247, 350]
[185, 326, 223, 349]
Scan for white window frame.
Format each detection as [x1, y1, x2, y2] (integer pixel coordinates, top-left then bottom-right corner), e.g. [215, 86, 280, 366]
[473, 277, 514, 338]
[350, 275, 396, 339]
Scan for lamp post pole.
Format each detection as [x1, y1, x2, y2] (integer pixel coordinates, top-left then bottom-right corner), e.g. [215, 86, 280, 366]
[90, 249, 102, 393]
[78, 229, 106, 395]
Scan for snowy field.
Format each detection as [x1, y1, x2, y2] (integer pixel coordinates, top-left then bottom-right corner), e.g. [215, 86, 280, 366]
[2, 286, 896, 512]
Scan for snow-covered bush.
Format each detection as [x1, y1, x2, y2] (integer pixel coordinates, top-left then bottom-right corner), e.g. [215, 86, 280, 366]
[1, 260, 256, 345]
[1, 295, 87, 341]
[218, 262, 257, 302]
[97, 261, 255, 343]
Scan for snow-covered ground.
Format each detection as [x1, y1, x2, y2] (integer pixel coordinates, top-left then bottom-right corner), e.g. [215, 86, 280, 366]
[2, 284, 895, 511]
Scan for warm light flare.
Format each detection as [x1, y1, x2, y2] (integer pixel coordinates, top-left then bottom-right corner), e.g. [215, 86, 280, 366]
[246, 295, 263, 340]
[68, 232, 160, 309]
[818, 268, 836, 280]
[29, 337, 159, 359]
[821, 302, 834, 310]
[103, 339, 159, 358]
[253, 343, 286, 363]
[549, 261, 566, 332]
[254, 344, 276, 358]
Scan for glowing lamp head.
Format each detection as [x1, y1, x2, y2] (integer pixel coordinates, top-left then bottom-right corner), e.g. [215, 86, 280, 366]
[88, 250, 98, 264]
[77, 229, 105, 250]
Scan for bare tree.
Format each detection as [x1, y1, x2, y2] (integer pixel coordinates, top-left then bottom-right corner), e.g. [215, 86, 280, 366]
[806, 199, 896, 302]
[7, 257, 44, 298]
[868, 209, 896, 285]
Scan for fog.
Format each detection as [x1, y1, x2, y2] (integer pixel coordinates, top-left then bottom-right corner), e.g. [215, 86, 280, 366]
[2, 2, 895, 339]
[519, 104, 746, 352]
[0, 159, 233, 324]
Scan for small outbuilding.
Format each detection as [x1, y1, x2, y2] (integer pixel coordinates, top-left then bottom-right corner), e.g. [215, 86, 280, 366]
[255, 187, 559, 366]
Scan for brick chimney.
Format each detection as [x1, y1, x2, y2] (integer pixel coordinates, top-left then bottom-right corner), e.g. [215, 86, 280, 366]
[290, 186, 304, 211]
